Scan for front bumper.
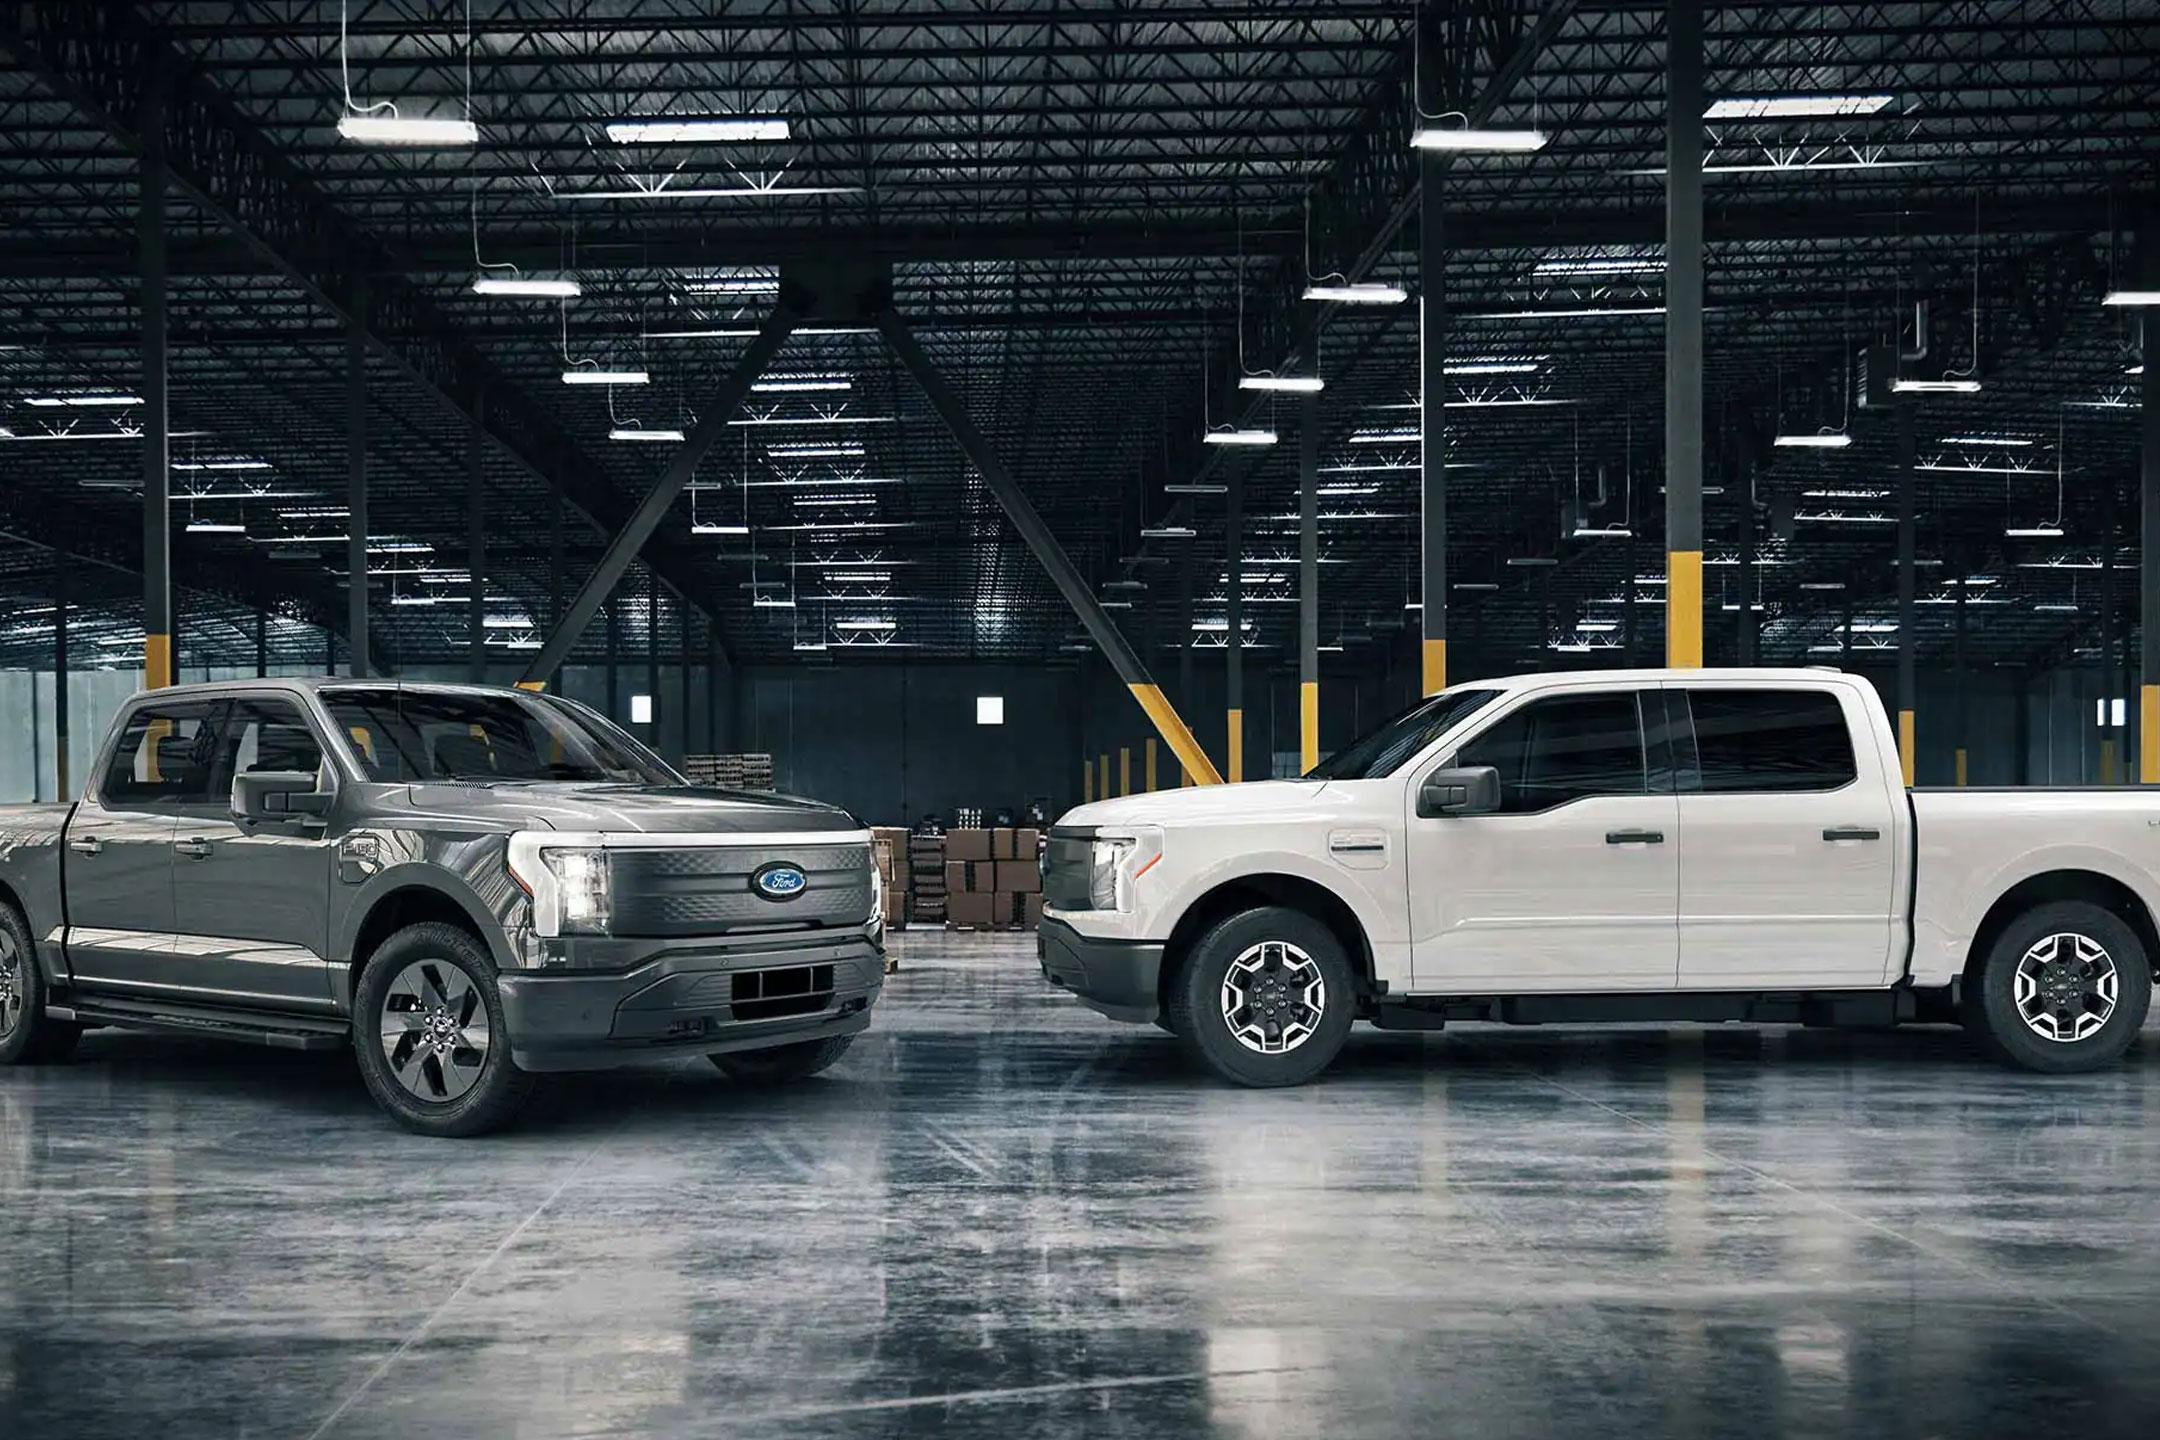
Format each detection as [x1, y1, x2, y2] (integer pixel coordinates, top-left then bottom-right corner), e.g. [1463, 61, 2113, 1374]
[1037, 916, 1165, 1024]
[498, 931, 883, 1072]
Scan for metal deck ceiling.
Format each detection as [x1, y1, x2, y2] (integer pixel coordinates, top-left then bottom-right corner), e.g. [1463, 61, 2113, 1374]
[0, 1, 2154, 673]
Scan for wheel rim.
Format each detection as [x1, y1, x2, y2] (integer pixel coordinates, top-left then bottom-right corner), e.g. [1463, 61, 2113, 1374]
[1220, 940, 1327, 1056]
[379, 960, 491, 1102]
[2012, 932, 2119, 1043]
[0, 929, 23, 1040]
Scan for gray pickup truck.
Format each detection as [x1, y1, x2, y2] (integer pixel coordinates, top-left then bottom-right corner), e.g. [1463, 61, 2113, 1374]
[0, 678, 884, 1135]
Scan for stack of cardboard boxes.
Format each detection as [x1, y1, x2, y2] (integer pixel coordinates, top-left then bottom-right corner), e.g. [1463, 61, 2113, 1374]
[869, 827, 912, 929]
[943, 827, 1042, 930]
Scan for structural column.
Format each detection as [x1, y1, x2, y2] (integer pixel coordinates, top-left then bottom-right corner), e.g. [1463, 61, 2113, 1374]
[1177, 546, 1197, 783]
[346, 282, 369, 677]
[255, 607, 268, 678]
[1896, 402, 1917, 784]
[1954, 551, 1969, 785]
[468, 389, 486, 682]
[646, 585, 661, 748]
[1664, 0, 1705, 667]
[1225, 470, 1245, 782]
[1299, 393, 1320, 771]
[139, 78, 171, 690]
[1419, 140, 1448, 693]
[605, 598, 620, 720]
[53, 549, 69, 797]
[2140, 228, 2160, 781]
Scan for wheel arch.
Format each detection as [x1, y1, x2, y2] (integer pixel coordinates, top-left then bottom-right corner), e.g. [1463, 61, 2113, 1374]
[1160, 872, 1376, 1015]
[1963, 869, 2160, 986]
[341, 883, 496, 1010]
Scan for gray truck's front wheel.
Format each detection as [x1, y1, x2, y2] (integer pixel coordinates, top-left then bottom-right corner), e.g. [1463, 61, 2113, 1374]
[1969, 900, 2152, 1074]
[353, 922, 538, 1137]
[0, 904, 80, 1065]
[1167, 906, 1355, 1087]
[710, 1034, 856, 1084]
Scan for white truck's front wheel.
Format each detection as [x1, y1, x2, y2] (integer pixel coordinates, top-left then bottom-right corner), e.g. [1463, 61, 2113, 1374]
[1168, 906, 1355, 1086]
[1970, 900, 2152, 1073]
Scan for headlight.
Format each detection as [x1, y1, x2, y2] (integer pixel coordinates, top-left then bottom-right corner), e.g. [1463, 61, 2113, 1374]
[1087, 837, 1135, 911]
[507, 837, 612, 937]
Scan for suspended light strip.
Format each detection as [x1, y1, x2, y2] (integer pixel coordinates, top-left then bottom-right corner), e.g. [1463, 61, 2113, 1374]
[1302, 283, 1408, 305]
[337, 114, 478, 145]
[1803, 488, 1888, 500]
[1890, 378, 1981, 394]
[1916, 462, 2043, 476]
[1775, 432, 1851, 448]
[1531, 257, 1663, 277]
[554, 185, 860, 202]
[691, 522, 750, 536]
[472, 276, 581, 298]
[1409, 125, 1547, 152]
[606, 116, 789, 144]
[765, 442, 865, 458]
[609, 427, 686, 442]
[173, 458, 272, 471]
[1463, 305, 1666, 320]
[1944, 435, 2032, 447]
[651, 325, 874, 338]
[1238, 375, 1325, 393]
[684, 277, 780, 295]
[1164, 482, 1227, 495]
[729, 414, 894, 426]
[835, 618, 896, 632]
[1705, 94, 1894, 120]
[1203, 428, 1278, 446]
[562, 369, 650, 386]
[1446, 358, 1544, 375]
[184, 520, 246, 534]
[1349, 429, 1420, 445]
[752, 376, 851, 393]
[1571, 525, 1634, 538]
[1796, 512, 1895, 525]
[2005, 524, 2066, 538]
[2100, 290, 2160, 307]
[1141, 525, 1196, 539]
[24, 393, 141, 407]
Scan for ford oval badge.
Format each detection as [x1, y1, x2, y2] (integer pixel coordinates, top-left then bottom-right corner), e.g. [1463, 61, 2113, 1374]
[752, 862, 809, 901]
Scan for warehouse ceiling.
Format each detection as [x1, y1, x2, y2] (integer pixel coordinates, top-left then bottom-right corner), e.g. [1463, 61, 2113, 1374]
[0, 1, 2154, 675]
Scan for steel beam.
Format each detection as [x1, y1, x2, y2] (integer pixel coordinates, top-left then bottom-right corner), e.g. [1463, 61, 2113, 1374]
[1419, 142, 1447, 695]
[519, 308, 796, 686]
[2143, 231, 2160, 783]
[139, 73, 170, 690]
[468, 389, 486, 683]
[1299, 393, 1320, 773]
[875, 307, 1221, 785]
[346, 292, 368, 677]
[1896, 403, 1917, 784]
[1664, 0, 1705, 668]
[1226, 469, 1245, 782]
[254, 607, 267, 679]
[647, 585, 662, 748]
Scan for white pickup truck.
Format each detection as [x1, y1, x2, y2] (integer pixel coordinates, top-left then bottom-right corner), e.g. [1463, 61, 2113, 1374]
[1038, 667, 2156, 1085]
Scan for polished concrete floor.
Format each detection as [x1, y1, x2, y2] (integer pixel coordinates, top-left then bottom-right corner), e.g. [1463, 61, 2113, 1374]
[5, 931, 2160, 1438]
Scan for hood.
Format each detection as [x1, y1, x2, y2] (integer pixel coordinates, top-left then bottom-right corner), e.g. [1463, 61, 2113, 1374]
[1056, 779, 1330, 829]
[396, 782, 859, 834]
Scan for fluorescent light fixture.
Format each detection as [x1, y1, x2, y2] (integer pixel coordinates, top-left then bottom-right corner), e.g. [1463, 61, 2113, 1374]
[1506, 557, 1559, 567]
[609, 427, 686, 442]
[1409, 124, 1547, 152]
[1704, 94, 1894, 120]
[1571, 525, 1634, 538]
[1453, 582, 1500, 592]
[562, 369, 650, 385]
[481, 616, 533, 629]
[173, 458, 272, 471]
[337, 114, 477, 146]
[1891, 377, 1981, 394]
[1798, 581, 1847, 591]
[1203, 428, 1278, 446]
[1350, 428, 1420, 445]
[2034, 602, 2081, 614]
[1797, 512, 1895, 525]
[2101, 290, 2160, 307]
[2005, 524, 2066, 538]
[1532, 257, 1663, 277]
[1577, 619, 1621, 632]
[790, 494, 874, 507]
[1317, 483, 1377, 497]
[828, 571, 892, 583]
[1446, 358, 1544, 375]
[836, 618, 896, 632]
[2130, 364, 2147, 376]
[1915, 462, 2044, 477]
[1164, 483, 1228, 495]
[1774, 432, 1851, 448]
[691, 522, 750, 536]
[1238, 374, 1325, 393]
[1944, 435, 2032, 447]
[472, 275, 581, 299]
[24, 393, 141, 408]
[1302, 283, 1408, 305]
[729, 414, 894, 427]
[1465, 305, 1665, 320]
[683, 277, 780, 295]
[607, 116, 789, 144]
[390, 594, 441, 607]
[630, 694, 654, 725]
[764, 442, 865, 458]
[1803, 488, 1888, 500]
[793, 640, 830, 652]
[184, 520, 245, 534]
[752, 376, 851, 393]
[751, 597, 797, 611]
[1141, 525, 1196, 539]
[553, 185, 859, 202]
[650, 325, 874, 339]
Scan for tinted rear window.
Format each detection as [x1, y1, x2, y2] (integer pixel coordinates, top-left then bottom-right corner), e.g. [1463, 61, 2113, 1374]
[1688, 690, 1856, 793]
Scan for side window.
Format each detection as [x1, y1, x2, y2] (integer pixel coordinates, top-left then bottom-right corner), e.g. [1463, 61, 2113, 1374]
[1455, 692, 1647, 814]
[210, 698, 328, 798]
[1687, 689, 1857, 793]
[99, 701, 225, 810]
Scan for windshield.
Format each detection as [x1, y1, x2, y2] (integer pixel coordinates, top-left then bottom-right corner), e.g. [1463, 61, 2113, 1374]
[320, 687, 681, 786]
[1306, 688, 1501, 781]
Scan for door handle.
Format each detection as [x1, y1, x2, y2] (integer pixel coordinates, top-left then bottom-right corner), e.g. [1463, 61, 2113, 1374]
[1822, 827, 1881, 842]
[174, 838, 214, 860]
[1605, 829, 1665, 845]
[67, 835, 102, 856]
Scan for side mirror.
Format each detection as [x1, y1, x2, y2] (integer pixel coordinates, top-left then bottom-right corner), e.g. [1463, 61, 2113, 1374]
[233, 770, 331, 823]
[1417, 765, 1501, 818]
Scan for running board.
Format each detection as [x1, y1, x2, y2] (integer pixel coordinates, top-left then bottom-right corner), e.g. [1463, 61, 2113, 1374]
[1370, 988, 1917, 1031]
[48, 996, 350, 1051]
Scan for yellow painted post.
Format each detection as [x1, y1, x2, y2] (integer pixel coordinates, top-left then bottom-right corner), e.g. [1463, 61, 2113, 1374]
[1421, 639, 1446, 697]
[144, 632, 173, 690]
[1083, 756, 1094, 803]
[2101, 738, 2119, 786]
[1098, 752, 1110, 800]
[1145, 738, 1158, 792]
[1897, 709, 1916, 786]
[1118, 746, 1131, 797]
[1667, 551, 1703, 667]
[1954, 748, 1968, 787]
[2143, 686, 2160, 784]
[1299, 681, 1319, 773]
[1226, 707, 1244, 783]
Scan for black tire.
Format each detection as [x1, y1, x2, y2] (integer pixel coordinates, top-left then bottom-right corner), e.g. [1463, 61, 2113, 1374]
[710, 1033, 855, 1084]
[1969, 900, 2152, 1074]
[352, 922, 539, 1137]
[1166, 906, 1356, 1087]
[0, 903, 81, 1065]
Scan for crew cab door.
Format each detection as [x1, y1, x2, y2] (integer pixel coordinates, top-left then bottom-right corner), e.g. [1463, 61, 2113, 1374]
[1667, 682, 1900, 988]
[170, 695, 340, 1013]
[1407, 686, 1679, 992]
[61, 698, 224, 997]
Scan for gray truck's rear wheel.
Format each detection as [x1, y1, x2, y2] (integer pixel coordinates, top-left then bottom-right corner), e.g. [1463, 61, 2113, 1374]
[1168, 906, 1355, 1087]
[353, 922, 538, 1137]
[0, 904, 80, 1065]
[710, 1034, 855, 1084]
[1971, 900, 2151, 1074]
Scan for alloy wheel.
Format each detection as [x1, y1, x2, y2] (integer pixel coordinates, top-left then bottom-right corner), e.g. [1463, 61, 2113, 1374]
[379, 960, 491, 1101]
[2013, 932, 2119, 1043]
[1220, 940, 1327, 1055]
[0, 929, 22, 1039]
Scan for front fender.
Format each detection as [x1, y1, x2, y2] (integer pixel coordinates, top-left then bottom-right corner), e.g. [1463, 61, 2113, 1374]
[326, 825, 525, 975]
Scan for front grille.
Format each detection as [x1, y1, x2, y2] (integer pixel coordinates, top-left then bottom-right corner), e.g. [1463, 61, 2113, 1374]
[1042, 833, 1095, 910]
[609, 843, 874, 938]
[731, 964, 836, 1021]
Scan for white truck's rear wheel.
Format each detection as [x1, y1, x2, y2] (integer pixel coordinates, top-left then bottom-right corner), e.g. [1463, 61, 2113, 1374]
[1168, 906, 1355, 1086]
[1971, 900, 2151, 1073]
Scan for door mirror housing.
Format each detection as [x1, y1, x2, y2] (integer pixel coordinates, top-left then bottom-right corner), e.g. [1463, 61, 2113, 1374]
[233, 770, 331, 823]
[1418, 765, 1501, 818]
